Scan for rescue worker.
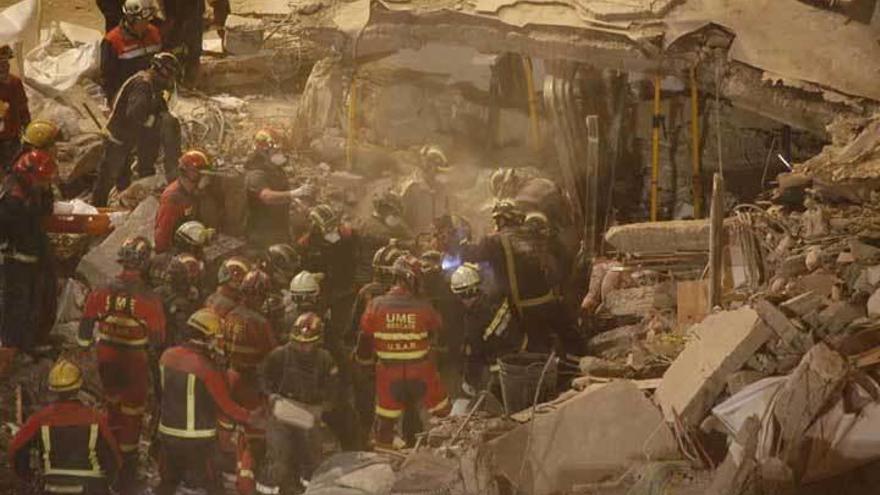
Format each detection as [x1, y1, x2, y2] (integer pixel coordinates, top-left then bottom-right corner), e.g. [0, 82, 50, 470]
[9, 359, 122, 495]
[489, 167, 573, 232]
[93, 52, 182, 207]
[259, 312, 340, 494]
[450, 263, 524, 398]
[149, 219, 214, 287]
[156, 308, 261, 495]
[205, 256, 251, 318]
[297, 204, 359, 353]
[523, 211, 569, 292]
[285, 270, 327, 326]
[220, 269, 277, 495]
[244, 129, 313, 248]
[77, 236, 166, 486]
[462, 200, 586, 359]
[0, 150, 56, 355]
[160, 0, 229, 83]
[156, 253, 204, 346]
[263, 243, 301, 335]
[100, 0, 162, 100]
[399, 144, 450, 235]
[356, 254, 450, 448]
[348, 242, 406, 434]
[0, 46, 30, 172]
[432, 214, 472, 264]
[17, 120, 61, 162]
[154, 150, 213, 252]
[356, 191, 412, 285]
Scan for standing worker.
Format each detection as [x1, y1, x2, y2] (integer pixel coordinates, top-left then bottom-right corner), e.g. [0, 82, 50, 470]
[8, 360, 122, 495]
[154, 150, 213, 253]
[156, 308, 261, 495]
[356, 255, 450, 449]
[160, 0, 229, 84]
[399, 144, 450, 235]
[93, 52, 181, 207]
[244, 129, 313, 248]
[100, 0, 163, 101]
[259, 312, 340, 494]
[77, 236, 166, 489]
[0, 150, 56, 356]
[206, 256, 251, 318]
[0, 45, 30, 171]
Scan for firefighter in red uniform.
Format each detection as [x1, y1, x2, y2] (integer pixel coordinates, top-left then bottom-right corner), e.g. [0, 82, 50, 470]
[206, 256, 251, 318]
[101, 0, 162, 100]
[0, 45, 31, 172]
[9, 359, 122, 495]
[356, 254, 450, 449]
[220, 269, 277, 495]
[0, 150, 56, 356]
[77, 236, 166, 488]
[148, 219, 214, 287]
[154, 150, 213, 253]
[156, 308, 261, 495]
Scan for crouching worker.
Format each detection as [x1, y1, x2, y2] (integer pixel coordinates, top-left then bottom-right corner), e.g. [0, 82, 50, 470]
[258, 312, 340, 495]
[156, 308, 262, 495]
[9, 359, 122, 495]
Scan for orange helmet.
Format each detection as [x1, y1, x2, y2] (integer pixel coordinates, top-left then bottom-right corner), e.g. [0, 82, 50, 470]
[178, 150, 211, 179]
[290, 312, 324, 343]
[12, 150, 57, 186]
[254, 128, 281, 151]
[217, 257, 251, 290]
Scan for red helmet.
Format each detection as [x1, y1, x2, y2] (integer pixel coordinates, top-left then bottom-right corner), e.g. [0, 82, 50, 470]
[240, 269, 271, 300]
[290, 312, 324, 343]
[12, 150, 57, 185]
[178, 150, 211, 179]
[118, 236, 152, 270]
[167, 253, 204, 287]
[217, 257, 251, 290]
[254, 128, 281, 151]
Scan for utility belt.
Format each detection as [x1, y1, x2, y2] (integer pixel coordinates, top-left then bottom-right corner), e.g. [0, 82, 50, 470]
[95, 325, 149, 347]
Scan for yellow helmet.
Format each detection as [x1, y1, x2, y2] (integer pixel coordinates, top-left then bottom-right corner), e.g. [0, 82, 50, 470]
[48, 359, 83, 392]
[187, 308, 221, 337]
[22, 120, 61, 149]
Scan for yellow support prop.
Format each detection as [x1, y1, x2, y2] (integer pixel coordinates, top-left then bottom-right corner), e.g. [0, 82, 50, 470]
[346, 79, 357, 170]
[650, 74, 662, 222]
[690, 67, 703, 218]
[521, 56, 541, 151]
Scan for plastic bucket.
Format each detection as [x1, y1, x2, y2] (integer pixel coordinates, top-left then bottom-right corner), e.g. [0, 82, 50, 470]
[497, 353, 559, 415]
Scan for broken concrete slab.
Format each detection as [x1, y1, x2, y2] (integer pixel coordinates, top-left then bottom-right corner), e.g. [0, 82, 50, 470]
[487, 381, 680, 495]
[602, 283, 675, 317]
[780, 290, 825, 317]
[655, 307, 772, 427]
[867, 288, 880, 318]
[754, 299, 812, 354]
[224, 15, 264, 55]
[579, 356, 630, 378]
[77, 197, 158, 288]
[794, 271, 838, 298]
[849, 239, 880, 263]
[588, 324, 647, 356]
[726, 370, 768, 396]
[817, 302, 865, 336]
[779, 254, 808, 278]
[677, 279, 709, 329]
[773, 343, 847, 477]
[604, 219, 717, 254]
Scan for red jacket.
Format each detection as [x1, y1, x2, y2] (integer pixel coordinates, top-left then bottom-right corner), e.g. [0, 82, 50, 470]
[357, 285, 442, 363]
[101, 24, 162, 99]
[154, 179, 196, 253]
[221, 304, 277, 371]
[205, 286, 241, 319]
[9, 400, 121, 484]
[0, 75, 30, 141]
[78, 270, 167, 348]
[159, 343, 252, 438]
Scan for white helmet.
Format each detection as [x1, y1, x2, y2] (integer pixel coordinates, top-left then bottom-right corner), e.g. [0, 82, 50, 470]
[289, 271, 323, 304]
[122, 0, 155, 21]
[174, 221, 215, 249]
[450, 263, 481, 297]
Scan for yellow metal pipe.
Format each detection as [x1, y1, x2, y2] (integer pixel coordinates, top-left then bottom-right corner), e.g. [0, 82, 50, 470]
[650, 74, 662, 222]
[690, 67, 703, 218]
[346, 79, 357, 170]
[521, 56, 541, 151]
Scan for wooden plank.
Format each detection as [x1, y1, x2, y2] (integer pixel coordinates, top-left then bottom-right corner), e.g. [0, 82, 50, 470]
[708, 173, 725, 307]
[677, 279, 709, 329]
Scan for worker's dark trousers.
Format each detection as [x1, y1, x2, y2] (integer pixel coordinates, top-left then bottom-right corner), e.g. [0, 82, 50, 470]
[0, 138, 21, 172]
[93, 114, 181, 206]
[156, 435, 223, 495]
[261, 417, 323, 493]
[0, 260, 39, 352]
[96, 0, 122, 32]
